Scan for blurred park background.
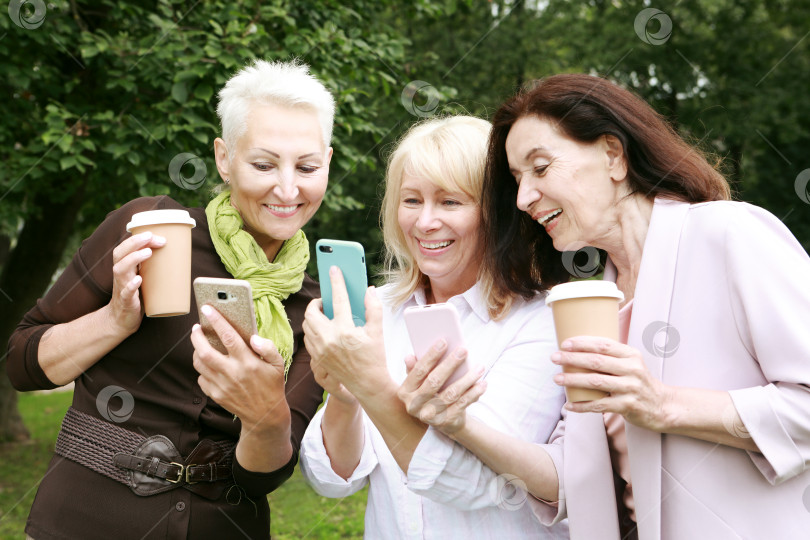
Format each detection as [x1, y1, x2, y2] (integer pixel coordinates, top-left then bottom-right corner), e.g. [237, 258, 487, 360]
[1, 0, 809, 536]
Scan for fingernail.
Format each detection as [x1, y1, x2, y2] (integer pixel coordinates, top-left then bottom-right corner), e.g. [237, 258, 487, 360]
[550, 352, 562, 363]
[153, 235, 166, 245]
[330, 266, 339, 276]
[250, 335, 262, 348]
[192, 323, 200, 332]
[201, 305, 212, 316]
[454, 348, 467, 359]
[475, 365, 485, 376]
[138, 231, 152, 240]
[561, 340, 573, 350]
[553, 374, 564, 384]
[434, 339, 447, 351]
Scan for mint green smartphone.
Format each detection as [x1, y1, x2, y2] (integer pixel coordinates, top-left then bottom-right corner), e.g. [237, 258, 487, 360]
[316, 239, 368, 326]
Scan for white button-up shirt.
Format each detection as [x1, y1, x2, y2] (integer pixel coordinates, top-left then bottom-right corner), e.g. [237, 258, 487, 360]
[300, 283, 569, 539]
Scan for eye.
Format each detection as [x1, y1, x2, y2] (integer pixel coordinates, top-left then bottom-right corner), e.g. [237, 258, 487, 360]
[402, 197, 421, 205]
[298, 165, 320, 174]
[533, 165, 549, 177]
[252, 162, 274, 172]
[442, 199, 462, 206]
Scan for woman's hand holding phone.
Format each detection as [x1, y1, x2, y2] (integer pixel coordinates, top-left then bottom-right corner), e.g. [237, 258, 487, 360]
[303, 266, 390, 401]
[398, 343, 487, 435]
[189, 306, 294, 473]
[189, 304, 289, 432]
[311, 363, 358, 406]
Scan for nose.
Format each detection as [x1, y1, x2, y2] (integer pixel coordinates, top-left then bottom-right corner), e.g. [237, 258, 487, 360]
[515, 178, 541, 213]
[272, 167, 299, 201]
[415, 203, 440, 232]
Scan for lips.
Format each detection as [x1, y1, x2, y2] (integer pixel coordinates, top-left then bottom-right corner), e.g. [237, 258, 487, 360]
[418, 239, 453, 250]
[533, 208, 562, 227]
[263, 203, 300, 217]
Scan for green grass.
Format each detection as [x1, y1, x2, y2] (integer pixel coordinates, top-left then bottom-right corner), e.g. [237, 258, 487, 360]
[0, 391, 366, 539]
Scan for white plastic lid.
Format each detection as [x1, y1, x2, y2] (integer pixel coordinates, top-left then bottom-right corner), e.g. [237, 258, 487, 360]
[126, 209, 196, 231]
[545, 280, 625, 305]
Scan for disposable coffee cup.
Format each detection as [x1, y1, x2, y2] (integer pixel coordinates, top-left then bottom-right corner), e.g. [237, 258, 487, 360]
[545, 280, 625, 402]
[126, 209, 196, 317]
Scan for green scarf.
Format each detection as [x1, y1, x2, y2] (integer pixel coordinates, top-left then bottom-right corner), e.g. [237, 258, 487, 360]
[205, 190, 309, 376]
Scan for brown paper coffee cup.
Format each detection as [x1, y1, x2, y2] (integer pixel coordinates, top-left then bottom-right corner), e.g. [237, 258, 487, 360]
[126, 209, 196, 317]
[545, 281, 624, 402]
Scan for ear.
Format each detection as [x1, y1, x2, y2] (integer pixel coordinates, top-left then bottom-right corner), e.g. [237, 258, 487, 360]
[213, 138, 231, 183]
[603, 134, 627, 182]
[325, 146, 333, 167]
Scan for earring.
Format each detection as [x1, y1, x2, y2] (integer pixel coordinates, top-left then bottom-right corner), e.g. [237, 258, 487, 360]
[224, 178, 230, 184]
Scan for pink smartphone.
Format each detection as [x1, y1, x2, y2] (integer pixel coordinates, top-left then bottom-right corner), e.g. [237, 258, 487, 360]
[403, 303, 471, 390]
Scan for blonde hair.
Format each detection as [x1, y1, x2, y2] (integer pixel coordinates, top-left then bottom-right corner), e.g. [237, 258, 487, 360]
[216, 59, 335, 151]
[381, 116, 513, 319]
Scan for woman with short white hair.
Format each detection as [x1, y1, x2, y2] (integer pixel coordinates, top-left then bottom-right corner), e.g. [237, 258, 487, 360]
[7, 59, 332, 539]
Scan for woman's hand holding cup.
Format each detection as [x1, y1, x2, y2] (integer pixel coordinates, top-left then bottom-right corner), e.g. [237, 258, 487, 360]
[109, 231, 166, 336]
[551, 337, 672, 431]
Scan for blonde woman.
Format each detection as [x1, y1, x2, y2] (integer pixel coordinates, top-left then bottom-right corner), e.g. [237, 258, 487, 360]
[300, 116, 569, 538]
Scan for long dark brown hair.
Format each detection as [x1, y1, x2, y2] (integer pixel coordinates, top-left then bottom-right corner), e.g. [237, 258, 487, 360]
[483, 73, 730, 301]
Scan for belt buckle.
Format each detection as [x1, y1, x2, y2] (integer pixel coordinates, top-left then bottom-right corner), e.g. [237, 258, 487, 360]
[167, 462, 185, 484]
[185, 463, 198, 485]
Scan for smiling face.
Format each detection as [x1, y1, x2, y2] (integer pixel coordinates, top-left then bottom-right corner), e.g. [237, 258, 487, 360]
[214, 102, 332, 261]
[397, 172, 482, 302]
[505, 115, 627, 252]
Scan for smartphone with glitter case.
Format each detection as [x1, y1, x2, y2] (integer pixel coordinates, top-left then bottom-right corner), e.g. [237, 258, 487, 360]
[316, 239, 368, 326]
[193, 277, 258, 354]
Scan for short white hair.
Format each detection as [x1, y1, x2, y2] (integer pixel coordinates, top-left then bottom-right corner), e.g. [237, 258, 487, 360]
[216, 59, 336, 150]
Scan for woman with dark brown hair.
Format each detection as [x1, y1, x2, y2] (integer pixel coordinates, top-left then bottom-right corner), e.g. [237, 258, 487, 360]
[397, 73, 810, 540]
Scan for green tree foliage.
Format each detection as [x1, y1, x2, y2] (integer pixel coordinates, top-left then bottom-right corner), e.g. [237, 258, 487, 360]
[0, 0, 412, 440]
[387, 0, 810, 249]
[539, 0, 810, 248]
[2, 0, 808, 441]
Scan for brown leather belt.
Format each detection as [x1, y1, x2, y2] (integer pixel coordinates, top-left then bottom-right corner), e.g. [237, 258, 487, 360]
[113, 453, 232, 485]
[55, 407, 234, 500]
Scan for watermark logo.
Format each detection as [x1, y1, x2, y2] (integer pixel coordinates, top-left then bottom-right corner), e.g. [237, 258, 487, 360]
[721, 403, 756, 439]
[641, 321, 680, 358]
[401, 80, 440, 118]
[634, 8, 672, 45]
[339, 330, 365, 351]
[168, 152, 207, 190]
[795, 169, 810, 204]
[561, 246, 601, 278]
[490, 473, 528, 511]
[96, 385, 135, 423]
[8, 0, 46, 29]
[721, 403, 762, 439]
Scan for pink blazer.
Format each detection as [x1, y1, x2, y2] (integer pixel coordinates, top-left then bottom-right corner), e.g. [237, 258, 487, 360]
[532, 198, 810, 539]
